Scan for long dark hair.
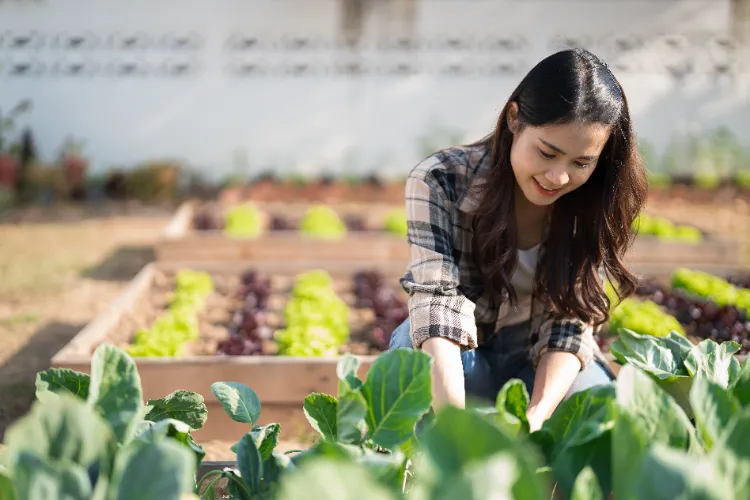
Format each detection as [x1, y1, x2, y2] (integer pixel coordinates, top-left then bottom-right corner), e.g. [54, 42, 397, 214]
[468, 48, 647, 326]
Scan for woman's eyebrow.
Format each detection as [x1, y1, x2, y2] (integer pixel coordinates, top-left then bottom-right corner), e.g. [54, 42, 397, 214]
[539, 138, 598, 161]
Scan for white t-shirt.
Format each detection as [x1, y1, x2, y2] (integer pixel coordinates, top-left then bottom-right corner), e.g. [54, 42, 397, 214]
[496, 243, 539, 329]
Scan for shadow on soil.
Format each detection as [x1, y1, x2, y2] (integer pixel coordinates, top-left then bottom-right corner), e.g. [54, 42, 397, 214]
[81, 245, 155, 282]
[0, 322, 84, 440]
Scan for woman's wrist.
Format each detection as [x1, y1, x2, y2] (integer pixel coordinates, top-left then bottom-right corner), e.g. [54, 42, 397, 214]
[421, 336, 466, 409]
[526, 351, 581, 430]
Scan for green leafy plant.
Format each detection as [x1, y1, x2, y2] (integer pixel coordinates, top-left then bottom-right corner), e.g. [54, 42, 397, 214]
[299, 205, 347, 239]
[383, 209, 408, 238]
[647, 171, 671, 189]
[127, 270, 214, 357]
[200, 336, 750, 499]
[632, 213, 703, 243]
[0, 343, 208, 499]
[7, 332, 750, 499]
[610, 328, 742, 418]
[736, 169, 750, 188]
[672, 268, 750, 315]
[694, 171, 721, 189]
[197, 349, 433, 498]
[608, 298, 685, 338]
[275, 270, 350, 356]
[224, 203, 265, 238]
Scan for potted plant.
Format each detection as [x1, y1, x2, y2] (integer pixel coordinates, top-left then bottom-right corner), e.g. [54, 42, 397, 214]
[0, 100, 32, 192]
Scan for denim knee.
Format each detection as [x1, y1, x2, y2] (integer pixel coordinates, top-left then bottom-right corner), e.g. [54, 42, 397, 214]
[563, 361, 614, 400]
[461, 348, 498, 404]
[388, 318, 413, 350]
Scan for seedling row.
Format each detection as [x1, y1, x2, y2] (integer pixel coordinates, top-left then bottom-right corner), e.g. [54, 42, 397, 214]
[103, 267, 408, 360]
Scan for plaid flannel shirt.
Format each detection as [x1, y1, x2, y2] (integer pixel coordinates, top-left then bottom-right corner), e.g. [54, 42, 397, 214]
[400, 144, 609, 371]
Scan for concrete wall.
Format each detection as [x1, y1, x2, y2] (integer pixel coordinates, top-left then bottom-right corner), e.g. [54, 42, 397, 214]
[1, 0, 748, 179]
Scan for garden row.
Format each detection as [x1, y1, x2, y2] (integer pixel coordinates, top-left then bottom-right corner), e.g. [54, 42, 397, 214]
[49, 258, 750, 440]
[6, 326, 750, 499]
[155, 201, 743, 276]
[192, 202, 408, 238]
[112, 266, 406, 359]
[195, 202, 701, 243]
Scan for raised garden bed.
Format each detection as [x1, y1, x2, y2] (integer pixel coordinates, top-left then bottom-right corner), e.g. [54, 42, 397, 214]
[155, 201, 408, 263]
[50, 260, 409, 442]
[156, 201, 744, 277]
[597, 268, 750, 361]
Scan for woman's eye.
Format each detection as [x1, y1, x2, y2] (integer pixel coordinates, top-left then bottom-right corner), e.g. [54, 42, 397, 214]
[539, 150, 555, 159]
[575, 162, 592, 169]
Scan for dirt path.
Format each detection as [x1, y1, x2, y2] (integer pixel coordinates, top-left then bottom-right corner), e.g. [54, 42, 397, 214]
[0, 209, 168, 440]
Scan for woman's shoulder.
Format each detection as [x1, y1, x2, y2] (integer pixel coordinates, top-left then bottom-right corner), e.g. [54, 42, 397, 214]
[407, 142, 491, 204]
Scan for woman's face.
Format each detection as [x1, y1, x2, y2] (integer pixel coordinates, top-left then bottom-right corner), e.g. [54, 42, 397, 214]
[508, 106, 611, 206]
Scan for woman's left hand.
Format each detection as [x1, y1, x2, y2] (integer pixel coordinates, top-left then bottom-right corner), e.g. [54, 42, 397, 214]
[525, 351, 581, 432]
[526, 406, 546, 433]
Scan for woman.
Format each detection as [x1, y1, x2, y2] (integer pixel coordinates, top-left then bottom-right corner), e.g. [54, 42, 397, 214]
[389, 48, 647, 432]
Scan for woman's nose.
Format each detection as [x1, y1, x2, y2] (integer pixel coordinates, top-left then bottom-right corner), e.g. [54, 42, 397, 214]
[544, 166, 569, 188]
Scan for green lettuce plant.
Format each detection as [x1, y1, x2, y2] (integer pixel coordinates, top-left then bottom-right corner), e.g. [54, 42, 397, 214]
[127, 270, 214, 358]
[0, 343, 209, 500]
[299, 206, 347, 239]
[275, 270, 350, 356]
[224, 204, 264, 239]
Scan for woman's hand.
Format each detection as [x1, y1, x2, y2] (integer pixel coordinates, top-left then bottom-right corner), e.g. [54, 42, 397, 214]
[526, 405, 546, 433]
[421, 337, 466, 410]
[526, 351, 582, 430]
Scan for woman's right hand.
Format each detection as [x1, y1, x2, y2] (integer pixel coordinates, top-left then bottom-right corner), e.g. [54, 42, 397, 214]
[421, 337, 466, 410]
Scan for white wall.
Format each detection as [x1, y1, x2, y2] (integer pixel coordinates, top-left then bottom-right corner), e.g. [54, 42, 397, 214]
[0, 0, 748, 180]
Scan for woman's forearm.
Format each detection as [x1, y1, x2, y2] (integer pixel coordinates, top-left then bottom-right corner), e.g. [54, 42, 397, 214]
[421, 337, 466, 409]
[527, 351, 581, 429]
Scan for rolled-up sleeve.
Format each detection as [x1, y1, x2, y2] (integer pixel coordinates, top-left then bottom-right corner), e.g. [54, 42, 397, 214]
[531, 318, 595, 370]
[399, 173, 478, 351]
[529, 265, 606, 370]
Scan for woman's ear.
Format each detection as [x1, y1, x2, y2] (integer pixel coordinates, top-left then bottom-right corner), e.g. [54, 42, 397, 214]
[506, 102, 520, 134]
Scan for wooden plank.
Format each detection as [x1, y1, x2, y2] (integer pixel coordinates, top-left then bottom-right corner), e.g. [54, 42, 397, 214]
[153, 259, 408, 277]
[162, 201, 193, 239]
[627, 234, 741, 264]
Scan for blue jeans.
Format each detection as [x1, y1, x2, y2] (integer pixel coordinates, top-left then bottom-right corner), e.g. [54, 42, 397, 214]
[389, 318, 613, 405]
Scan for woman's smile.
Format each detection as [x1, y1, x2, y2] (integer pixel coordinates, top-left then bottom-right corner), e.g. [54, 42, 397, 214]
[532, 177, 563, 197]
